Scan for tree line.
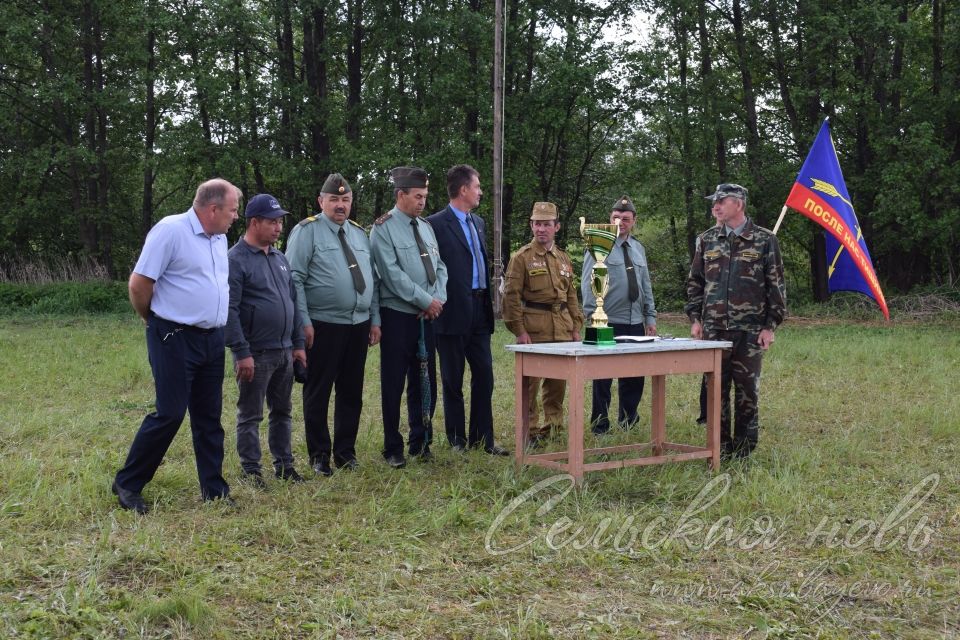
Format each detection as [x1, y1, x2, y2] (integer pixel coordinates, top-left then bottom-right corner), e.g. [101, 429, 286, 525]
[1, 0, 957, 303]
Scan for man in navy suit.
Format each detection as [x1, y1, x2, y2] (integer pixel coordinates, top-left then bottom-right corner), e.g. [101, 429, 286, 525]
[427, 165, 509, 456]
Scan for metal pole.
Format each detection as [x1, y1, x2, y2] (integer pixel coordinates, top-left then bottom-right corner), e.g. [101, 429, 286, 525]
[492, 0, 504, 317]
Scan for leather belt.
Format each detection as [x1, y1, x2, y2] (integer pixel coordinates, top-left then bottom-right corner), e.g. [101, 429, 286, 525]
[471, 289, 487, 297]
[523, 300, 567, 312]
[151, 313, 218, 334]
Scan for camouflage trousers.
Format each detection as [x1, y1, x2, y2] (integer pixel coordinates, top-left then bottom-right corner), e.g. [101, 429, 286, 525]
[705, 328, 765, 455]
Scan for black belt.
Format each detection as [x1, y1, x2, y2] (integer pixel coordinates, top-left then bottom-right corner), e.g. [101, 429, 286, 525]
[471, 289, 487, 297]
[151, 313, 218, 334]
[523, 300, 567, 312]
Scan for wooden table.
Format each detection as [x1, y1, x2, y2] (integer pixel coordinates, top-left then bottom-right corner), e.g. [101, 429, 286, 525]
[505, 339, 732, 483]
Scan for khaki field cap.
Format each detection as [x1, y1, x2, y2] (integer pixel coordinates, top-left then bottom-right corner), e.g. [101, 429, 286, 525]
[321, 173, 352, 194]
[530, 201, 558, 221]
[706, 183, 748, 202]
[612, 195, 636, 213]
[390, 166, 429, 189]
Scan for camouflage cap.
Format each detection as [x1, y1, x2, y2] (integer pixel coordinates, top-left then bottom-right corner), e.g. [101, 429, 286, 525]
[390, 166, 429, 189]
[612, 195, 636, 213]
[705, 183, 748, 202]
[321, 173, 351, 195]
[530, 201, 558, 221]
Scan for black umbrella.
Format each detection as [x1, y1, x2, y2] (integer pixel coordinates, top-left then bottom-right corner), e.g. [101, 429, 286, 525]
[417, 317, 433, 446]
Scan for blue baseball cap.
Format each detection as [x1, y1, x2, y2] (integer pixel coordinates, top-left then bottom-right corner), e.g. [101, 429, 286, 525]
[244, 193, 288, 219]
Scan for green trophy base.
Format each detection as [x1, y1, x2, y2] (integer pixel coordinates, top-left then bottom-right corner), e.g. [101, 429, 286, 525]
[584, 326, 616, 346]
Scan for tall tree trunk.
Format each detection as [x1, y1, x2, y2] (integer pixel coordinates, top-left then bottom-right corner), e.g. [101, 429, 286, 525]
[731, 0, 761, 220]
[142, 3, 157, 243]
[303, 3, 330, 193]
[346, 0, 363, 144]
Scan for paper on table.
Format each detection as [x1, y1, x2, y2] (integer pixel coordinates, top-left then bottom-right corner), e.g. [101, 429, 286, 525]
[613, 335, 656, 343]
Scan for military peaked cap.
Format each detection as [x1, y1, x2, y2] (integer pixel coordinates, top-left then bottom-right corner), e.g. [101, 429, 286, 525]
[530, 201, 559, 221]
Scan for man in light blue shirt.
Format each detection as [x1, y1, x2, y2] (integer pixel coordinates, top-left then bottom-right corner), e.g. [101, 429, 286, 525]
[112, 179, 239, 514]
[581, 195, 657, 434]
[371, 166, 448, 468]
[285, 173, 380, 476]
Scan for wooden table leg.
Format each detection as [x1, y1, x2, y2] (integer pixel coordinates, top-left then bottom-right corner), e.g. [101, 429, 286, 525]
[651, 374, 666, 456]
[514, 353, 528, 472]
[567, 362, 585, 485]
[707, 348, 722, 470]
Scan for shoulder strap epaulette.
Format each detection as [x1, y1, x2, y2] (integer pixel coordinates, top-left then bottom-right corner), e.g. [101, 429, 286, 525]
[374, 212, 392, 225]
[347, 218, 364, 230]
[297, 215, 318, 227]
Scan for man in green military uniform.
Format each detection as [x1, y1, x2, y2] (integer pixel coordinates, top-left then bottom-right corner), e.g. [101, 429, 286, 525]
[285, 173, 380, 476]
[685, 183, 786, 460]
[503, 202, 584, 447]
[371, 166, 448, 468]
[581, 195, 657, 434]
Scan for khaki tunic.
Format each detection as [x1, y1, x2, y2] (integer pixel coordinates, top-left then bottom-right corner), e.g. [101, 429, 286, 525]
[503, 241, 584, 342]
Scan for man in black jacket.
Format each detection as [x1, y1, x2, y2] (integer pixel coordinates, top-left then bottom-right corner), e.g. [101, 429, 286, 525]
[427, 165, 509, 455]
[226, 193, 307, 486]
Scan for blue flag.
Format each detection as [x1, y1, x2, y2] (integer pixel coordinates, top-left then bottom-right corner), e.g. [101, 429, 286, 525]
[784, 119, 889, 319]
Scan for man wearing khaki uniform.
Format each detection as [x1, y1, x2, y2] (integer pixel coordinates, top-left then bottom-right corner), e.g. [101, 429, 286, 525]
[503, 202, 584, 446]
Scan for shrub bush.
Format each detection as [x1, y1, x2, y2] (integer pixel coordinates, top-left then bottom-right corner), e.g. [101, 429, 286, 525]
[0, 281, 129, 315]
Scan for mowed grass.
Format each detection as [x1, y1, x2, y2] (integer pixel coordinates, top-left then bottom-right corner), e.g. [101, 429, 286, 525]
[0, 314, 957, 639]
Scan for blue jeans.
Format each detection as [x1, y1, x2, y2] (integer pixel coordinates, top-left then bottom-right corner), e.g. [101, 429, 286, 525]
[235, 348, 295, 474]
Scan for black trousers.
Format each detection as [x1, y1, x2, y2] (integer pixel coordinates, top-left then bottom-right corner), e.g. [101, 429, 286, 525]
[590, 322, 646, 431]
[436, 293, 495, 449]
[115, 315, 230, 500]
[379, 307, 437, 457]
[303, 319, 370, 466]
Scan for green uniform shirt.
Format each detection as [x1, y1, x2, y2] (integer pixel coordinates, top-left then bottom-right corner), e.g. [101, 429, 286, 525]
[370, 207, 448, 314]
[285, 213, 380, 327]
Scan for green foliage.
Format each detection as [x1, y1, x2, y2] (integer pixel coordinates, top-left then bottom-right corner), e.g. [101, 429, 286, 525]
[1, 0, 958, 297]
[0, 282, 129, 315]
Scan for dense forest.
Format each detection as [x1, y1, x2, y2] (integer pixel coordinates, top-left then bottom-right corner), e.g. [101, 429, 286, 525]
[1, 0, 957, 305]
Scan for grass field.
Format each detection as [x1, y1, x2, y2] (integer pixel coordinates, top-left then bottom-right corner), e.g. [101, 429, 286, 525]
[0, 314, 958, 639]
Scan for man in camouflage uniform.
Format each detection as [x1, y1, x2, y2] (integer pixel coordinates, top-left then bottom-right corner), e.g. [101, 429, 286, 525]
[503, 202, 584, 446]
[685, 183, 786, 459]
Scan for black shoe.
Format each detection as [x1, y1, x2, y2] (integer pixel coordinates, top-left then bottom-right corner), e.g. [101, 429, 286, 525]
[412, 448, 434, 462]
[451, 443, 467, 453]
[241, 470, 268, 489]
[312, 460, 333, 477]
[276, 467, 305, 483]
[336, 458, 360, 471]
[696, 416, 707, 425]
[591, 420, 611, 435]
[526, 435, 546, 450]
[385, 453, 407, 469]
[112, 481, 148, 515]
[204, 495, 237, 507]
[484, 444, 511, 456]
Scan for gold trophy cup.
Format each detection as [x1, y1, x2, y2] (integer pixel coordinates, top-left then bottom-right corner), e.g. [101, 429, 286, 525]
[579, 217, 618, 345]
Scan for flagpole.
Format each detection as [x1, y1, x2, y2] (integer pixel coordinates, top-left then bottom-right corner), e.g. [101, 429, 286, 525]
[772, 204, 788, 235]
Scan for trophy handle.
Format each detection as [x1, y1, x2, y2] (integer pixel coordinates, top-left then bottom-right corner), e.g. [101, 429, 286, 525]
[579, 216, 586, 235]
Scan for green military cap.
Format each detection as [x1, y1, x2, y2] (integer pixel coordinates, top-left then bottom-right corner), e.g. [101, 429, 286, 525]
[390, 166, 429, 189]
[706, 183, 748, 202]
[612, 195, 636, 213]
[321, 173, 351, 195]
[530, 201, 558, 221]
